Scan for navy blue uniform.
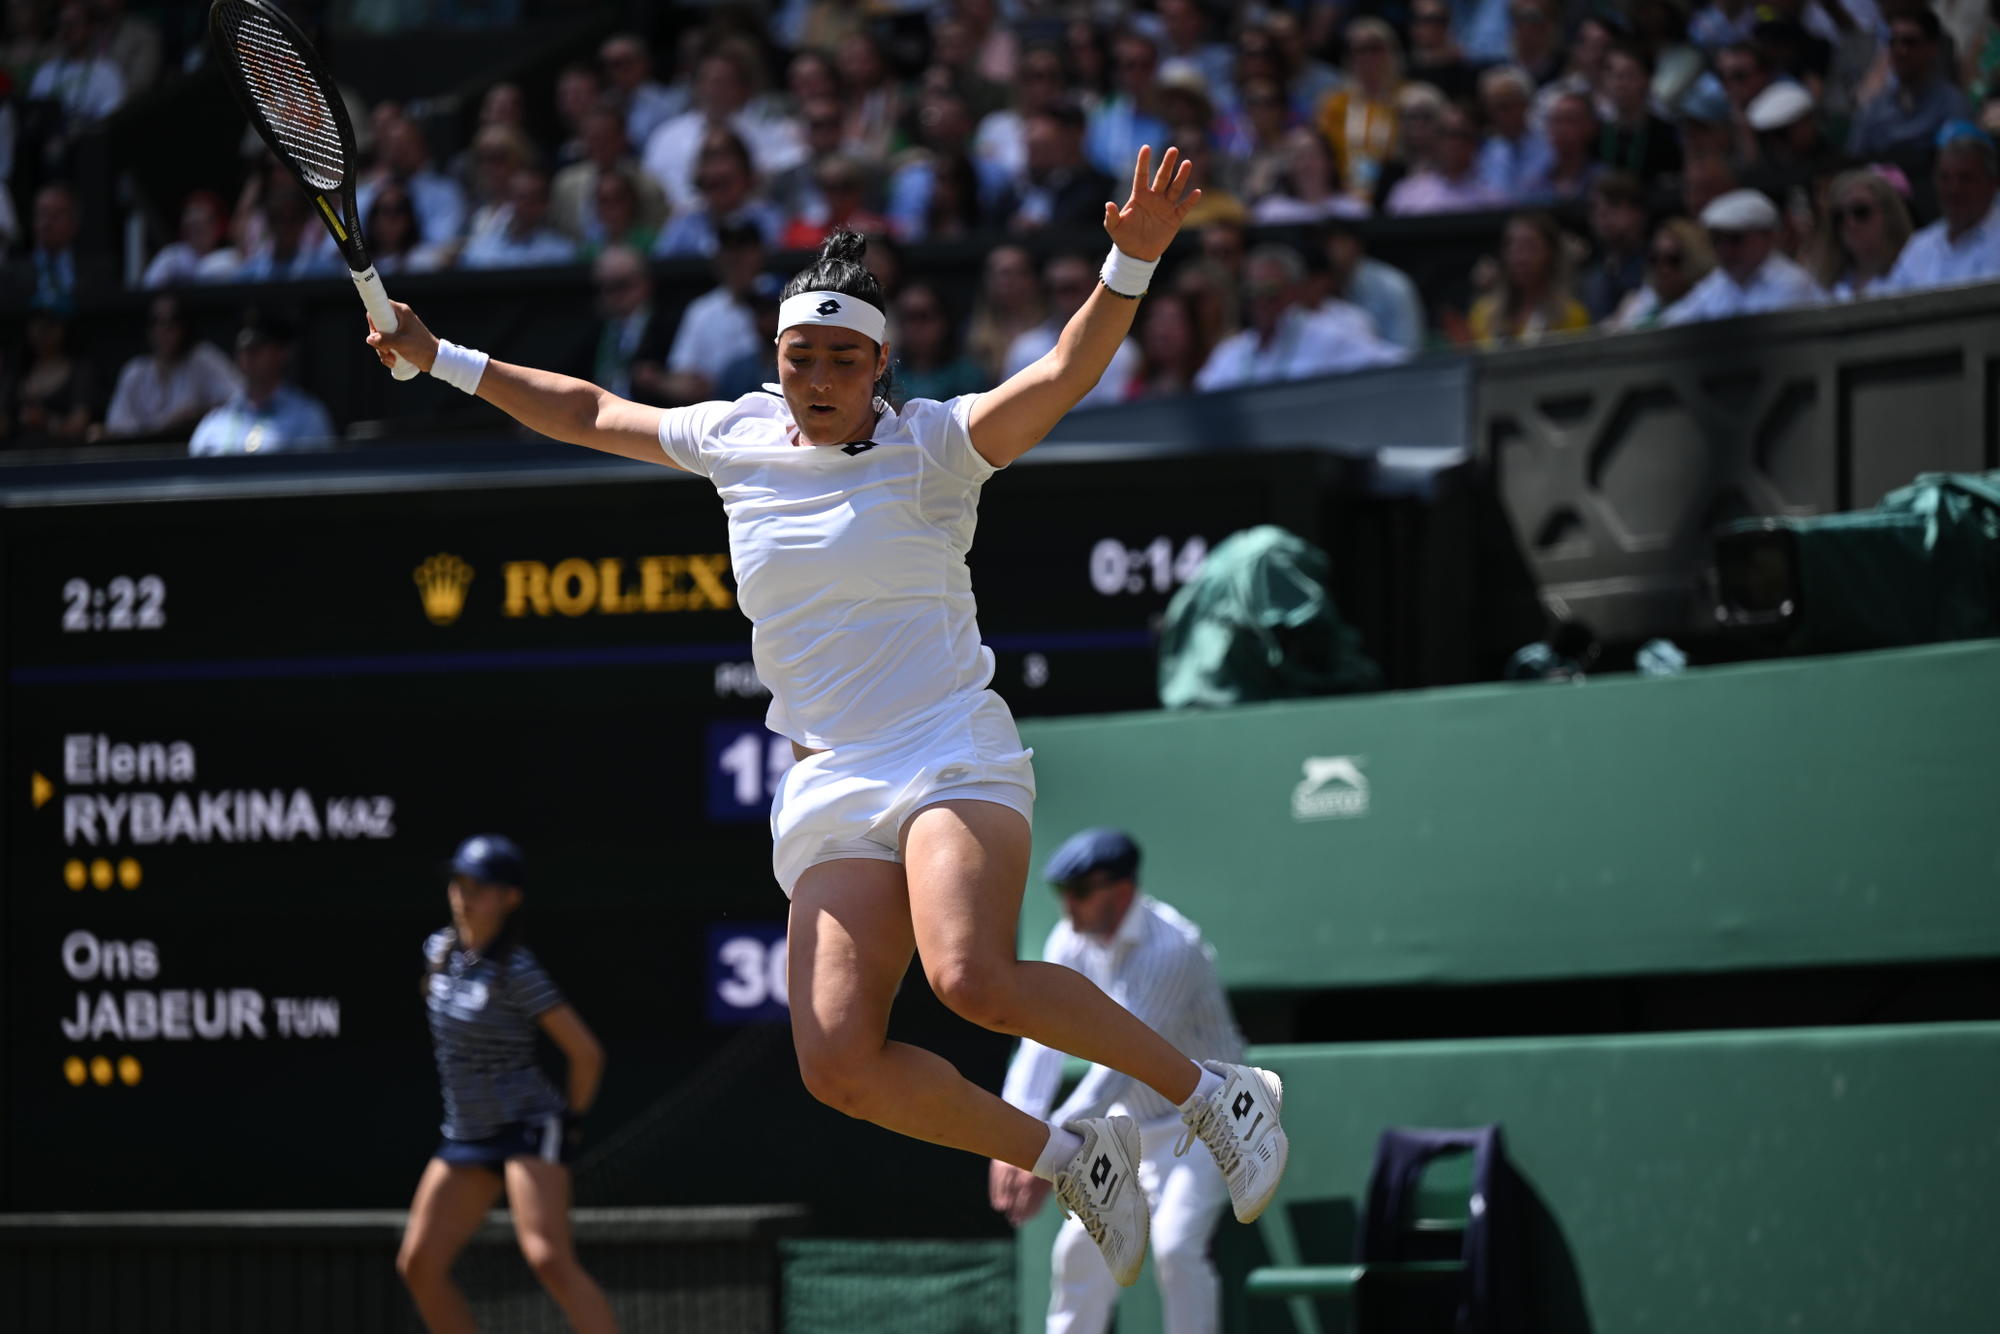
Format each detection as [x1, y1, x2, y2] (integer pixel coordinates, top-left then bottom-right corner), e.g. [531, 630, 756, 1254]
[423, 929, 569, 1168]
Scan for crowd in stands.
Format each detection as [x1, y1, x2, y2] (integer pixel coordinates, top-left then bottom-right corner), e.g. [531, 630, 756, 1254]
[6, 0, 2000, 451]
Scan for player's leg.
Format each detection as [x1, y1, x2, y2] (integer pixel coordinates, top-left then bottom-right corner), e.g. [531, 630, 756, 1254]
[1046, 1213, 1119, 1334]
[900, 799, 1200, 1105]
[788, 856, 1048, 1168]
[397, 1158, 506, 1334]
[504, 1154, 618, 1334]
[1142, 1122, 1231, 1334]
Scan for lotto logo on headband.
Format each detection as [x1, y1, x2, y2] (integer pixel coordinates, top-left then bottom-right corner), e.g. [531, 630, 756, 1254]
[778, 290, 887, 345]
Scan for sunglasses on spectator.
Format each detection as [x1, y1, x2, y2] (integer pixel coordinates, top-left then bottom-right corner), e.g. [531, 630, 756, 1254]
[1650, 249, 1684, 268]
[596, 275, 641, 292]
[1720, 66, 1756, 83]
[1835, 202, 1877, 223]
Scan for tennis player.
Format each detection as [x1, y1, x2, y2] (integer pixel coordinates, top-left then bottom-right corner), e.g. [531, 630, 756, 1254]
[397, 835, 618, 1334]
[367, 146, 1288, 1286]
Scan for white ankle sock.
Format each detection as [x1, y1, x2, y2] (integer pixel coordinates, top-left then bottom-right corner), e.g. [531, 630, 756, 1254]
[1180, 1064, 1225, 1115]
[1030, 1123, 1086, 1182]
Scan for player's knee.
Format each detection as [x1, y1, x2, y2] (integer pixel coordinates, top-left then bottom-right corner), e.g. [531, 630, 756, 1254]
[794, 1041, 877, 1119]
[396, 1242, 445, 1290]
[925, 956, 1019, 1032]
[520, 1238, 572, 1289]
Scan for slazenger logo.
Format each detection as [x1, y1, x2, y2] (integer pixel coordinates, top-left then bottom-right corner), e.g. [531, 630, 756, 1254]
[1291, 756, 1369, 821]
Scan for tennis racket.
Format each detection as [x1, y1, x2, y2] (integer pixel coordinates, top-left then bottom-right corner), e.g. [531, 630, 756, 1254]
[208, 0, 419, 380]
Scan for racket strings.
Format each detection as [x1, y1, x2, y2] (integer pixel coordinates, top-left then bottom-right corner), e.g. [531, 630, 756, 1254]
[222, 7, 345, 190]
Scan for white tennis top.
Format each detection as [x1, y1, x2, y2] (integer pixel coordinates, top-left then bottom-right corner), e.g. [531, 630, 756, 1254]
[658, 389, 1000, 749]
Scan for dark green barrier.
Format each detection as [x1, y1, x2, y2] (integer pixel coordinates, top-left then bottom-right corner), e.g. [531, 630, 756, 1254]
[1014, 1024, 2000, 1334]
[1018, 640, 2000, 990]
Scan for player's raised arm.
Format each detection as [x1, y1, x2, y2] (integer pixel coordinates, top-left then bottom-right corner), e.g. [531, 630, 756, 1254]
[966, 145, 1199, 468]
[366, 300, 680, 469]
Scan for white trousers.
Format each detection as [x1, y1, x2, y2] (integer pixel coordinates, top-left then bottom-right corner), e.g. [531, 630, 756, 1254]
[1047, 1115, 1231, 1334]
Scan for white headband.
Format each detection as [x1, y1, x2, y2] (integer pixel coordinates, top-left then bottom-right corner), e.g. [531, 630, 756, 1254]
[776, 290, 887, 346]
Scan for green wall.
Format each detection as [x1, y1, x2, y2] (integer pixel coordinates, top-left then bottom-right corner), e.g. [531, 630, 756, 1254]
[1014, 1024, 2000, 1334]
[1018, 642, 2000, 988]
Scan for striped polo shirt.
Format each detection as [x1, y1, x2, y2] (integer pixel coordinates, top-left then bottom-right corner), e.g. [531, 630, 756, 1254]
[423, 930, 567, 1140]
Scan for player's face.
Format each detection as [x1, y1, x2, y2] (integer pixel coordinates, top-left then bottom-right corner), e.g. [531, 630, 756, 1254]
[777, 328, 888, 446]
[447, 874, 520, 945]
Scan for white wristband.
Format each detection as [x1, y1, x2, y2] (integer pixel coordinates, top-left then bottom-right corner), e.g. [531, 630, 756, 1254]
[1100, 245, 1158, 298]
[431, 339, 489, 395]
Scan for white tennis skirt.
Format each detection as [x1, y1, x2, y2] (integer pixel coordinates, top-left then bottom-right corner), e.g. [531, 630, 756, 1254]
[770, 689, 1036, 897]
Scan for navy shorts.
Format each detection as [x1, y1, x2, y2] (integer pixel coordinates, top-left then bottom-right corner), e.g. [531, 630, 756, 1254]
[436, 1114, 570, 1172]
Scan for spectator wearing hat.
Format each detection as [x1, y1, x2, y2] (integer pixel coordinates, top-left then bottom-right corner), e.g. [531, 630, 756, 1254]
[993, 827, 1247, 1334]
[1477, 65, 1554, 203]
[1744, 79, 1844, 198]
[661, 218, 765, 405]
[1597, 42, 1683, 181]
[1319, 219, 1427, 353]
[104, 294, 241, 439]
[1879, 126, 2000, 293]
[1847, 12, 1972, 160]
[1386, 102, 1508, 215]
[1676, 74, 1739, 161]
[1577, 173, 1651, 320]
[1606, 216, 1718, 329]
[1690, 0, 1759, 53]
[1662, 187, 1824, 323]
[1812, 166, 1914, 299]
[188, 312, 335, 456]
[1633, 0, 1708, 111]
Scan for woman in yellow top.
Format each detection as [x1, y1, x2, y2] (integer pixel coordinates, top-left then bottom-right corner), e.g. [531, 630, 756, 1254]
[1315, 18, 1404, 206]
[1469, 211, 1591, 348]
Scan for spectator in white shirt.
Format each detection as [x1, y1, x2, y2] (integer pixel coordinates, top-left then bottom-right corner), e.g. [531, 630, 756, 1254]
[360, 116, 469, 253]
[1003, 251, 1140, 410]
[1476, 65, 1553, 202]
[1879, 129, 2000, 295]
[459, 168, 578, 270]
[105, 295, 241, 439]
[1195, 244, 1406, 390]
[1661, 188, 1824, 324]
[642, 40, 804, 214]
[28, 3, 124, 125]
[662, 218, 766, 404]
[141, 190, 239, 288]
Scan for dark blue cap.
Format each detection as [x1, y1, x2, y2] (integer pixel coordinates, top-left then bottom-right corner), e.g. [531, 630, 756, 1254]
[1042, 827, 1141, 886]
[449, 834, 527, 887]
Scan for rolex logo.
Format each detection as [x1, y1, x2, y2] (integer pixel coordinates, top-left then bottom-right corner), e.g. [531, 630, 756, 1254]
[413, 554, 474, 626]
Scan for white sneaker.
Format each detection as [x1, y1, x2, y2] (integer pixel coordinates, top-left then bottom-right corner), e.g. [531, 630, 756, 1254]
[1176, 1061, 1289, 1223]
[1052, 1115, 1149, 1287]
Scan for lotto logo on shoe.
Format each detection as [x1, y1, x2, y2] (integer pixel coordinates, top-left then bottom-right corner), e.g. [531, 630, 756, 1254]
[1233, 1091, 1255, 1119]
[1091, 1155, 1111, 1189]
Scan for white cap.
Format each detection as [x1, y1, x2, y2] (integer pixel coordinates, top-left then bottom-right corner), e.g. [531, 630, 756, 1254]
[1700, 188, 1780, 232]
[1747, 82, 1815, 131]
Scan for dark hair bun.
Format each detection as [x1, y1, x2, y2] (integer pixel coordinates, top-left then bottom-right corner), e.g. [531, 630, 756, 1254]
[819, 229, 868, 266]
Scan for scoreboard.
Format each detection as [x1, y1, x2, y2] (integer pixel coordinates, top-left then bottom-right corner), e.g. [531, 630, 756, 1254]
[0, 441, 1332, 1224]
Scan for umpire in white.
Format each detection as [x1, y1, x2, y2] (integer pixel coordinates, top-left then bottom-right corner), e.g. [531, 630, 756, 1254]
[990, 828, 1245, 1334]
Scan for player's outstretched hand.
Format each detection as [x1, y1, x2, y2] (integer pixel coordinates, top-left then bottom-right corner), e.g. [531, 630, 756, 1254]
[1102, 144, 1201, 263]
[365, 300, 441, 376]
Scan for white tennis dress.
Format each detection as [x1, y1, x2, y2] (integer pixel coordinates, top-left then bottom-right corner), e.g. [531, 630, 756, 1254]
[658, 388, 1035, 894]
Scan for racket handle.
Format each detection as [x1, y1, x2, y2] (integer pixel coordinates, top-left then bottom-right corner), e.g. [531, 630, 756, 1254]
[352, 266, 421, 381]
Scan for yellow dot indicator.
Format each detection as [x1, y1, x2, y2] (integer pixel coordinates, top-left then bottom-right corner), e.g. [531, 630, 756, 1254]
[118, 1055, 142, 1086]
[64, 1056, 87, 1086]
[90, 1055, 114, 1086]
[64, 860, 87, 891]
[118, 858, 142, 890]
[91, 859, 114, 890]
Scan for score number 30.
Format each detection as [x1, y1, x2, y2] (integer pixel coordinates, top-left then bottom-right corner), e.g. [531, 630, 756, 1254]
[1090, 537, 1207, 598]
[62, 576, 167, 633]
